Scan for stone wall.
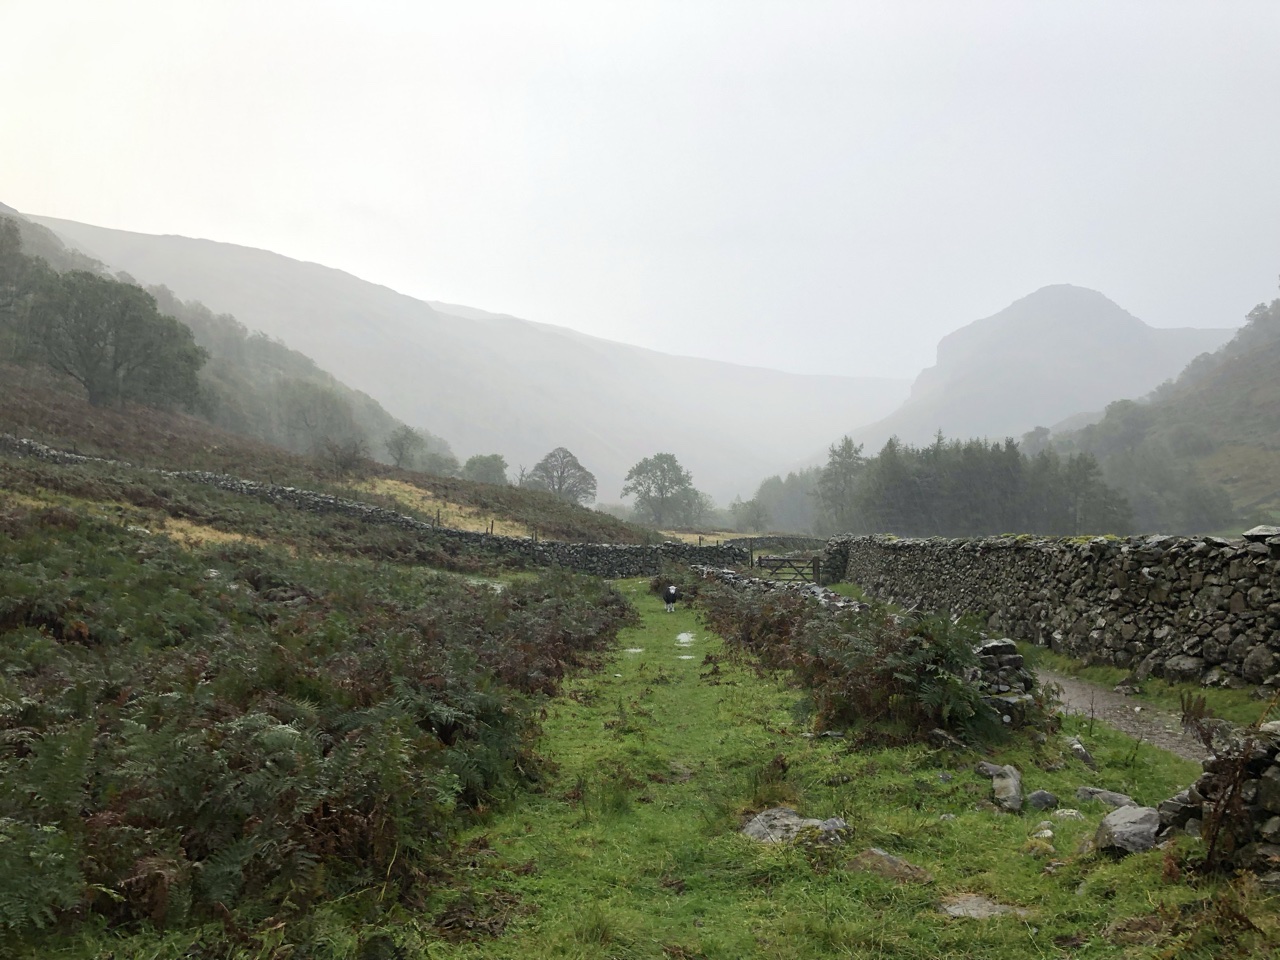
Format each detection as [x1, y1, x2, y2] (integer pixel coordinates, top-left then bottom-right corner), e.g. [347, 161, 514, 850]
[0, 435, 747, 578]
[823, 533, 1280, 693]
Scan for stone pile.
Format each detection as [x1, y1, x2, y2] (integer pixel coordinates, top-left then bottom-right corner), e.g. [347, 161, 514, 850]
[823, 531, 1280, 694]
[971, 638, 1037, 724]
[690, 564, 868, 611]
[1157, 720, 1280, 874]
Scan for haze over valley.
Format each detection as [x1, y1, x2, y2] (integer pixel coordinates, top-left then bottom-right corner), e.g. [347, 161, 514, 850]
[7, 5, 1280, 955]
[27, 213, 910, 503]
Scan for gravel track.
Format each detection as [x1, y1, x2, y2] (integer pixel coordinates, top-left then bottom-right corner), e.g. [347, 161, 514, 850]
[1037, 667, 1207, 763]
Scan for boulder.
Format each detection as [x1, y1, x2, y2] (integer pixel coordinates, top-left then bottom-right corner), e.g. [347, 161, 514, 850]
[1066, 737, 1097, 770]
[928, 728, 967, 751]
[975, 763, 1023, 813]
[1076, 786, 1136, 808]
[1027, 790, 1059, 811]
[1158, 790, 1196, 830]
[940, 894, 1029, 919]
[741, 807, 846, 844]
[976, 638, 1019, 658]
[847, 847, 933, 883]
[1095, 805, 1161, 855]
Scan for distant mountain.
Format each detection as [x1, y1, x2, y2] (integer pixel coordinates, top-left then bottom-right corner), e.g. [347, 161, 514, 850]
[843, 284, 1234, 452]
[29, 214, 910, 502]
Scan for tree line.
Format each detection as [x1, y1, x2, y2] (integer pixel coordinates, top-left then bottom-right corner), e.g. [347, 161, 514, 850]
[744, 432, 1134, 538]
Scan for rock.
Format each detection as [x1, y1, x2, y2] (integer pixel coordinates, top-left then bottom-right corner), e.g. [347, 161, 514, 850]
[978, 764, 1022, 813]
[1243, 525, 1280, 542]
[982, 693, 1034, 726]
[1257, 767, 1280, 815]
[1244, 646, 1277, 684]
[1095, 806, 1161, 855]
[976, 638, 1019, 658]
[1027, 790, 1058, 811]
[1076, 786, 1136, 808]
[1259, 816, 1280, 842]
[1162, 655, 1206, 684]
[1235, 842, 1280, 870]
[1054, 809, 1085, 821]
[940, 893, 1029, 919]
[742, 807, 828, 843]
[816, 817, 849, 838]
[847, 847, 933, 883]
[1158, 791, 1197, 830]
[747, 808, 844, 844]
[928, 728, 967, 751]
[1067, 737, 1098, 770]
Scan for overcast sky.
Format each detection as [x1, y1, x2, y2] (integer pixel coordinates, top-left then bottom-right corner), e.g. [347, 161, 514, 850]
[3, 1, 1278, 378]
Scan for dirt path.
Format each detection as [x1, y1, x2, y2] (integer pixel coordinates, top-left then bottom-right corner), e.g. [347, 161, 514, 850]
[1037, 667, 1207, 763]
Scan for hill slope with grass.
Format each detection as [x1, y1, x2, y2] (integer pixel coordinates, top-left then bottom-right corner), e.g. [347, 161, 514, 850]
[1, 210, 455, 472]
[0, 366, 658, 545]
[1053, 291, 1280, 530]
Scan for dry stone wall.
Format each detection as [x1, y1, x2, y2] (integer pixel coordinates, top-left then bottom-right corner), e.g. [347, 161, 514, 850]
[823, 532, 1280, 694]
[0, 435, 747, 577]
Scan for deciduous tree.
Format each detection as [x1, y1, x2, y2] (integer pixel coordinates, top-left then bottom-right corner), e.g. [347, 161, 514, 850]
[730, 496, 770, 533]
[29, 270, 205, 408]
[527, 447, 597, 504]
[621, 453, 694, 527]
[462, 454, 509, 485]
[385, 424, 426, 468]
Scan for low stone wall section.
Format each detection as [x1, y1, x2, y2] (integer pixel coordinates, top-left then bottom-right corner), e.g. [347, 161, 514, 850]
[0, 435, 747, 577]
[823, 533, 1280, 693]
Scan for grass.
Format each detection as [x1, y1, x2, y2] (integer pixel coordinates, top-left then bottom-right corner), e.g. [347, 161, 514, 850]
[1020, 644, 1273, 728]
[0, 366, 657, 545]
[9, 571, 1277, 957]
[385, 582, 1272, 959]
[353, 477, 532, 537]
[827, 581, 872, 602]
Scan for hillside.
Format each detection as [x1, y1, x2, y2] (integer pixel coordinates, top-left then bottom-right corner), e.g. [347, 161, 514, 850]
[1, 210, 454, 470]
[1056, 292, 1280, 529]
[26, 213, 911, 502]
[844, 284, 1234, 452]
[0, 364, 658, 545]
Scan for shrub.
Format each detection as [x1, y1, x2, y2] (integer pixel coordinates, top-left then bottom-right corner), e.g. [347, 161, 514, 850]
[0, 504, 637, 937]
[696, 581, 1003, 742]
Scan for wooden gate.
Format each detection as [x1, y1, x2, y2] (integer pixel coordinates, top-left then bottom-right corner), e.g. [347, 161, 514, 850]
[755, 555, 820, 582]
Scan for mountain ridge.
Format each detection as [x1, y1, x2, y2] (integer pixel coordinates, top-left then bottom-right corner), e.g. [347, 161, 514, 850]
[842, 283, 1234, 454]
[29, 213, 911, 502]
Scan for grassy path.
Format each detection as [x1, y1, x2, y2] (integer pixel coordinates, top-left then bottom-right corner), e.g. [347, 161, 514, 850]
[420, 580, 1268, 959]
